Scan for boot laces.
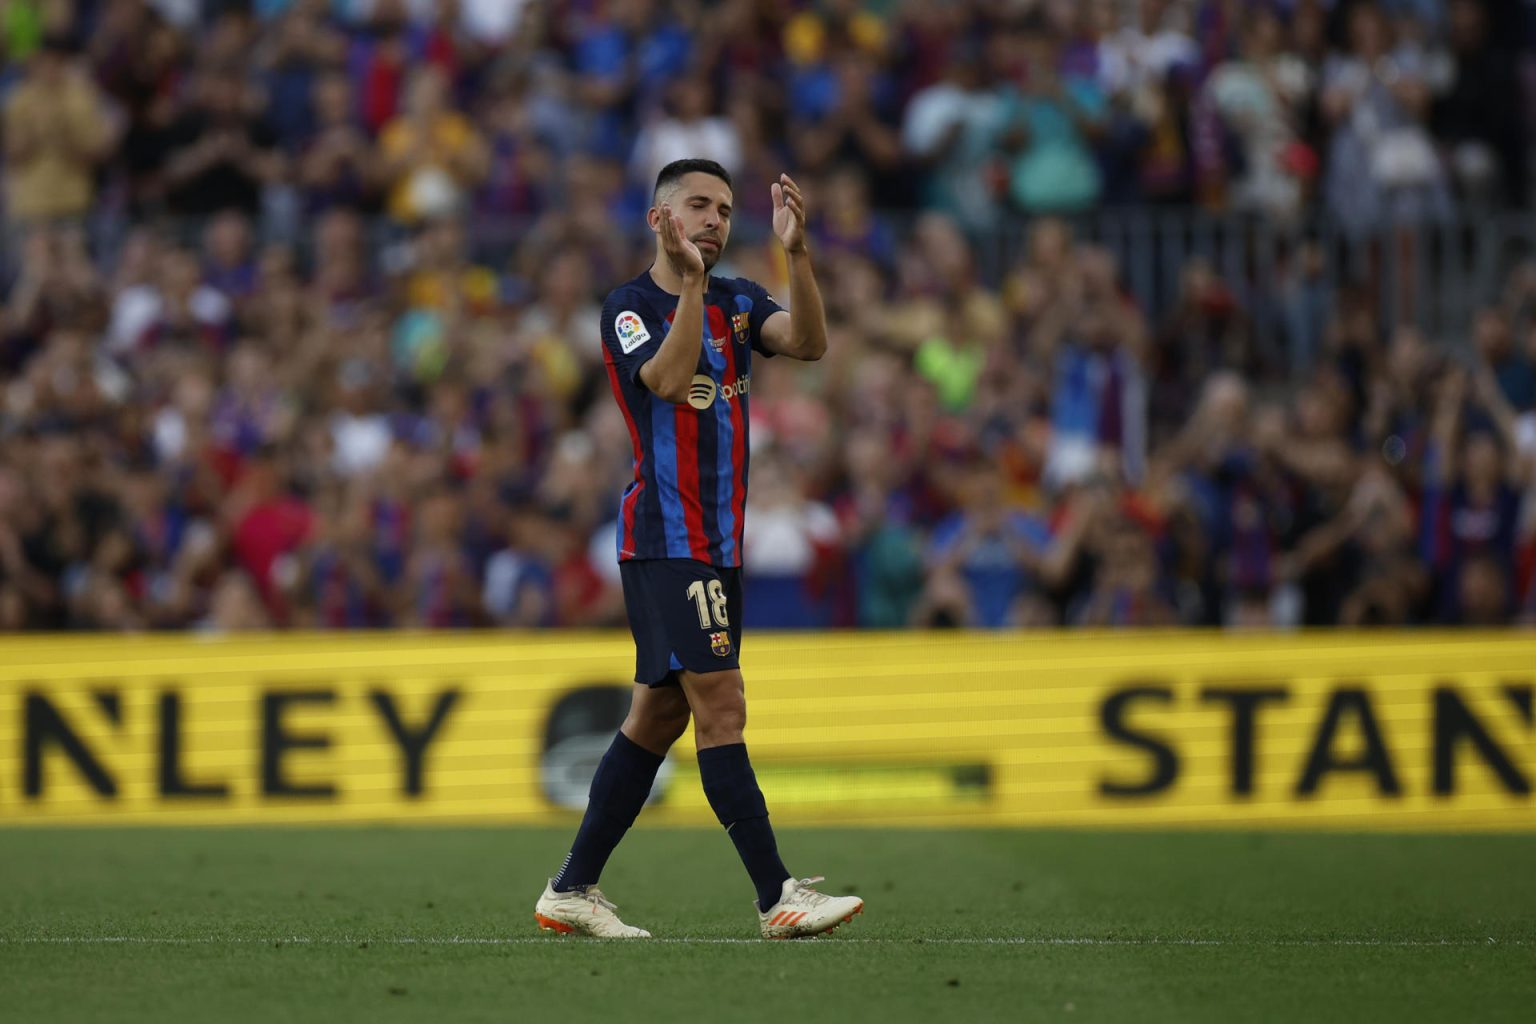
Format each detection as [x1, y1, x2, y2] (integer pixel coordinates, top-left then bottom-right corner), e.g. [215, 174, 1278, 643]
[577, 886, 618, 913]
[790, 876, 831, 906]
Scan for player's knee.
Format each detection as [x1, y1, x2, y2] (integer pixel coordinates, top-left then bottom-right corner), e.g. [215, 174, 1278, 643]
[694, 717, 745, 748]
[647, 702, 692, 747]
[687, 672, 747, 744]
[625, 714, 685, 754]
[625, 690, 691, 751]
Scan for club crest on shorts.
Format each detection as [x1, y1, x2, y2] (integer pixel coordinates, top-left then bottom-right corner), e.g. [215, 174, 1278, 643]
[710, 630, 732, 657]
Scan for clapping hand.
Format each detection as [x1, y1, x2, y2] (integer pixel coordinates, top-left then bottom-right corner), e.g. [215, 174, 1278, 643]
[658, 203, 705, 279]
[771, 173, 807, 255]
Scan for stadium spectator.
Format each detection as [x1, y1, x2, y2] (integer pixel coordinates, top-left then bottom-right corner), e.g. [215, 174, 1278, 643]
[108, 241, 233, 354]
[1474, 308, 1535, 412]
[1320, 2, 1450, 233]
[832, 428, 926, 628]
[3, 35, 112, 225]
[482, 501, 557, 628]
[924, 463, 1062, 629]
[628, 74, 744, 195]
[901, 40, 1006, 230]
[159, 67, 283, 219]
[788, 48, 907, 208]
[1025, 242, 1149, 488]
[255, 1, 346, 151]
[1199, 6, 1315, 220]
[1096, 0, 1199, 103]
[7, 224, 106, 349]
[998, 18, 1109, 215]
[1069, 508, 1179, 628]
[378, 65, 488, 223]
[474, 68, 555, 224]
[1431, 0, 1526, 207]
[298, 71, 377, 215]
[742, 449, 840, 629]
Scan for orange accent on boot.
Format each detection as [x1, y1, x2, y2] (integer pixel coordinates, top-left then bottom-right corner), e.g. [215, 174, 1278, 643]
[534, 913, 575, 934]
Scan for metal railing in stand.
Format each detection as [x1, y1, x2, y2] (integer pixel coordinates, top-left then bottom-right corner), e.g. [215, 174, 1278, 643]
[998, 207, 1536, 369]
[37, 205, 1536, 369]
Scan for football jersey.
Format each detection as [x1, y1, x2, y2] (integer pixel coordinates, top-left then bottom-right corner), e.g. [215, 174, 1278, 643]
[599, 269, 785, 567]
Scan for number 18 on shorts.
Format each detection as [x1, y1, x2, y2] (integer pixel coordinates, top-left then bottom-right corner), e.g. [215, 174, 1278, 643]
[619, 559, 744, 686]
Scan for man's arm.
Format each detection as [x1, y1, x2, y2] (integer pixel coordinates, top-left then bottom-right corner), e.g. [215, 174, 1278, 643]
[4, 94, 40, 163]
[759, 174, 827, 362]
[61, 73, 112, 164]
[638, 203, 708, 403]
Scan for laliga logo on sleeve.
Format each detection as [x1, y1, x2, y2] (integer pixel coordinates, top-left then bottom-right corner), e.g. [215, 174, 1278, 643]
[687, 374, 718, 409]
[615, 311, 651, 354]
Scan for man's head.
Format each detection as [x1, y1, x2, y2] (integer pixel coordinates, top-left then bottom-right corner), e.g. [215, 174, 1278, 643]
[1449, 0, 1489, 53]
[1475, 306, 1512, 361]
[649, 159, 733, 270]
[199, 71, 247, 118]
[205, 210, 252, 268]
[406, 66, 450, 120]
[31, 35, 73, 83]
[1459, 555, 1509, 625]
[313, 72, 354, 126]
[667, 77, 711, 122]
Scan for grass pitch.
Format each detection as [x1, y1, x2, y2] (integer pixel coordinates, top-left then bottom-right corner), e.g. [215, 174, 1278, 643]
[1, 827, 1532, 1023]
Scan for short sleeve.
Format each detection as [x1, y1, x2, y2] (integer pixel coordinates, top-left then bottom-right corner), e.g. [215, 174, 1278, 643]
[576, 29, 627, 84]
[379, 119, 410, 160]
[1066, 79, 1108, 123]
[600, 292, 666, 389]
[927, 513, 965, 559]
[1011, 514, 1054, 554]
[739, 278, 786, 358]
[902, 88, 948, 156]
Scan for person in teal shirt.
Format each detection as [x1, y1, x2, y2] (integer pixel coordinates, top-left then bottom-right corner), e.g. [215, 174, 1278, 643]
[999, 31, 1108, 214]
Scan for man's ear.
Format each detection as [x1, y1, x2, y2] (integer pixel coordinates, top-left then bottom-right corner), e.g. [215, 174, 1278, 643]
[646, 206, 660, 232]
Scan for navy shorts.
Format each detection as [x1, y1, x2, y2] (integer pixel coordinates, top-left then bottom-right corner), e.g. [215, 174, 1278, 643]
[619, 558, 743, 686]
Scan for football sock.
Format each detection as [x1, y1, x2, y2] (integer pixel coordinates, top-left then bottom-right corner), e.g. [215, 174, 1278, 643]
[551, 731, 665, 892]
[697, 743, 791, 913]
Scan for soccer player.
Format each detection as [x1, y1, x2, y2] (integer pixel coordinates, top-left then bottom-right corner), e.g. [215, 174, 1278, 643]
[533, 159, 864, 939]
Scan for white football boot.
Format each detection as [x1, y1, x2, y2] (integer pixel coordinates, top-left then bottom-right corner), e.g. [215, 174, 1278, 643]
[758, 876, 864, 939]
[534, 880, 652, 938]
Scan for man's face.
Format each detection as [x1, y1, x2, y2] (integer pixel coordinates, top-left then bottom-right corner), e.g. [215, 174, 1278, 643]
[31, 50, 66, 84]
[1475, 310, 1511, 359]
[651, 172, 732, 270]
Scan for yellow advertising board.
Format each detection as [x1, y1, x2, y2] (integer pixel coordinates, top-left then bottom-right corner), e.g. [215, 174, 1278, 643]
[0, 631, 1532, 829]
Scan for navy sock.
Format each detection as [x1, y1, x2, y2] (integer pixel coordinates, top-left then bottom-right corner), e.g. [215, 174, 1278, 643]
[697, 743, 790, 913]
[551, 732, 665, 892]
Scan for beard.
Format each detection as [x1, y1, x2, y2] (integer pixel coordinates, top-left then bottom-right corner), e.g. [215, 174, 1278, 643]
[694, 235, 723, 269]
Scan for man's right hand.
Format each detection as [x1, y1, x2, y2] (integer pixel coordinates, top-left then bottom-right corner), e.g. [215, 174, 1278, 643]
[658, 203, 705, 281]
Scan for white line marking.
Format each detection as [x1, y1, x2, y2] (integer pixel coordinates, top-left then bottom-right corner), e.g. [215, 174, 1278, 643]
[0, 937, 1522, 947]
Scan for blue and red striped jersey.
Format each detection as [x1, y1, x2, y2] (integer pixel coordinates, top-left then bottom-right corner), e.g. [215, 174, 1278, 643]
[599, 269, 785, 567]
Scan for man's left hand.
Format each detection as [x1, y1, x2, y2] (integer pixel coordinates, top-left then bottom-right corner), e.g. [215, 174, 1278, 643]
[771, 173, 807, 255]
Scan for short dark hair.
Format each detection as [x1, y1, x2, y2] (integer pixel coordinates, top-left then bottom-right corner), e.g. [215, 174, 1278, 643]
[653, 159, 732, 202]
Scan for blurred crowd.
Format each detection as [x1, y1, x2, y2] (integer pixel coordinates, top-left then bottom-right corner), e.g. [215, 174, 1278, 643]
[1, 0, 1535, 631]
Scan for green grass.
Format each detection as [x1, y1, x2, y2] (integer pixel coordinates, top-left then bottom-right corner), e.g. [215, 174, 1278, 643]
[1, 827, 1533, 1023]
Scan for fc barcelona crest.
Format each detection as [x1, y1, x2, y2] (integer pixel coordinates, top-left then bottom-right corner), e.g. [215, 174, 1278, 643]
[710, 630, 732, 657]
[731, 312, 750, 343]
